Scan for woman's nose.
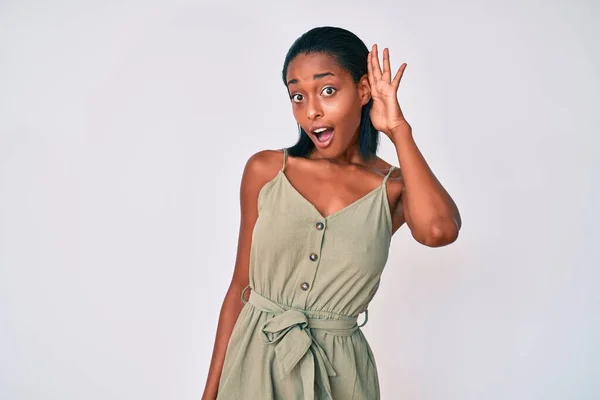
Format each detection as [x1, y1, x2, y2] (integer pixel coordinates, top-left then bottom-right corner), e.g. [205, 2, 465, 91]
[306, 98, 323, 120]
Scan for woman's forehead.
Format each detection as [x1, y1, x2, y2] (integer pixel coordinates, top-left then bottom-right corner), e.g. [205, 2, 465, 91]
[286, 52, 349, 84]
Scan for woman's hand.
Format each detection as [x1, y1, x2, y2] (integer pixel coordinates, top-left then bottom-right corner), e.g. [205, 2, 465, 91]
[367, 44, 410, 140]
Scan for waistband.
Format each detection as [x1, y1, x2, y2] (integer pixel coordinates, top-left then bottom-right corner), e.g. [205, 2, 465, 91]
[241, 285, 369, 327]
[240, 285, 368, 399]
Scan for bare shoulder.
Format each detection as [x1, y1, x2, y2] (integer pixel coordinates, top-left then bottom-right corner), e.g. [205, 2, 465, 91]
[387, 165, 405, 207]
[243, 148, 284, 187]
[388, 164, 404, 182]
[382, 163, 404, 195]
[375, 158, 406, 233]
[245, 148, 284, 170]
[239, 148, 286, 206]
[373, 157, 403, 182]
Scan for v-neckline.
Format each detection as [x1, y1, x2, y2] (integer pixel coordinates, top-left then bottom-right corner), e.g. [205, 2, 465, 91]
[278, 169, 384, 221]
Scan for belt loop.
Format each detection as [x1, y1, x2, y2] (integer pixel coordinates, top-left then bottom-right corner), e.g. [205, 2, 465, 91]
[358, 309, 368, 328]
[241, 285, 250, 304]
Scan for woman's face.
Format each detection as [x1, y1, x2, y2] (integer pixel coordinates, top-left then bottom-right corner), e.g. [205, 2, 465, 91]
[286, 52, 370, 156]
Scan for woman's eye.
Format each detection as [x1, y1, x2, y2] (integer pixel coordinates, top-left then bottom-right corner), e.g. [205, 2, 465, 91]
[322, 87, 336, 96]
[291, 88, 334, 103]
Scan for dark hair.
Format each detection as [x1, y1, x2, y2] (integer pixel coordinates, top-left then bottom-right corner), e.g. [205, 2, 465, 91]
[281, 26, 380, 160]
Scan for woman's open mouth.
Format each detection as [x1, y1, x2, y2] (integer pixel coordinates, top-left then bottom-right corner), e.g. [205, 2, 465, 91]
[313, 127, 334, 148]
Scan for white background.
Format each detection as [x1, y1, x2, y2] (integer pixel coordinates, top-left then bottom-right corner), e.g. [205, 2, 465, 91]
[1, 0, 598, 399]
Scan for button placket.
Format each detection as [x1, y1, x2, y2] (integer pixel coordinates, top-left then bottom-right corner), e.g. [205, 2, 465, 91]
[298, 219, 326, 302]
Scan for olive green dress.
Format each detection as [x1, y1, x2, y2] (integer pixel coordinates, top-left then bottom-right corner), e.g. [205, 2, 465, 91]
[217, 148, 396, 400]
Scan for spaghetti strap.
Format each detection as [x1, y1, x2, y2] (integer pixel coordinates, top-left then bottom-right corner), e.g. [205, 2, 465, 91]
[382, 165, 396, 185]
[281, 147, 288, 172]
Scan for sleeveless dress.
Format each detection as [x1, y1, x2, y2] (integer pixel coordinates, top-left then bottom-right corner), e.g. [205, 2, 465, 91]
[216, 148, 396, 400]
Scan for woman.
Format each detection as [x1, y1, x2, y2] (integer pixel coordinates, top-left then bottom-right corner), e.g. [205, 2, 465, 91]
[202, 26, 461, 399]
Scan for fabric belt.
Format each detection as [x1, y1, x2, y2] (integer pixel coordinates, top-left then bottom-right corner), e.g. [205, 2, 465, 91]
[240, 285, 365, 400]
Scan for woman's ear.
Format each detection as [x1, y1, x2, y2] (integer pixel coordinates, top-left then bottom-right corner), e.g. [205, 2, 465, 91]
[359, 74, 371, 106]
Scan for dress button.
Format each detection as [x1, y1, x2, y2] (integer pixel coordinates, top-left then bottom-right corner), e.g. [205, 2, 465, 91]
[316, 222, 324, 230]
[300, 282, 310, 290]
[309, 252, 318, 261]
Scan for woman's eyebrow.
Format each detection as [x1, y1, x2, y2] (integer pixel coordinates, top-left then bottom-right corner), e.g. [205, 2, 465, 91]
[287, 72, 336, 86]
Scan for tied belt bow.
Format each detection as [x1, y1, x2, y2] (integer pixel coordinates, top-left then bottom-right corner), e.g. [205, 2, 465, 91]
[241, 285, 368, 400]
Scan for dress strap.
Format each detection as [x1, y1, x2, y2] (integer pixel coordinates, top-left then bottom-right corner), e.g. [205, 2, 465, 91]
[281, 148, 288, 172]
[382, 165, 396, 185]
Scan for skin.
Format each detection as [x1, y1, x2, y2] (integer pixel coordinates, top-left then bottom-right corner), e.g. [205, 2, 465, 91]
[201, 44, 461, 400]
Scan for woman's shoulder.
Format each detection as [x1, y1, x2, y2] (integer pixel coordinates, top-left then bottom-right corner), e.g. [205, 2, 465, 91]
[245, 148, 285, 172]
[242, 148, 285, 190]
[370, 156, 401, 180]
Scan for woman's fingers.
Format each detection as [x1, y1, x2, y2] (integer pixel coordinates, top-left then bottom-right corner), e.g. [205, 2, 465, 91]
[392, 63, 407, 90]
[370, 44, 382, 82]
[382, 47, 391, 82]
[367, 51, 376, 88]
[370, 44, 406, 93]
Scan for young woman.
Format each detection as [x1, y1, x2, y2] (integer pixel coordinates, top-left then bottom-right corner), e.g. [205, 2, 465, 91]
[202, 26, 461, 400]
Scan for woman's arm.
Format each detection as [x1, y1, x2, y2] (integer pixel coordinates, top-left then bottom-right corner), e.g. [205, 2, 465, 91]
[391, 124, 461, 247]
[366, 44, 461, 247]
[201, 150, 275, 399]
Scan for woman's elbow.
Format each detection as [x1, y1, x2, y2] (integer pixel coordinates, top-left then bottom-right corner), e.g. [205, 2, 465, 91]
[414, 219, 460, 247]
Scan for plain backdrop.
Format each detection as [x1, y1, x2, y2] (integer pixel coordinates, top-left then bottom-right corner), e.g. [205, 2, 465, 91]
[1, 0, 598, 399]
